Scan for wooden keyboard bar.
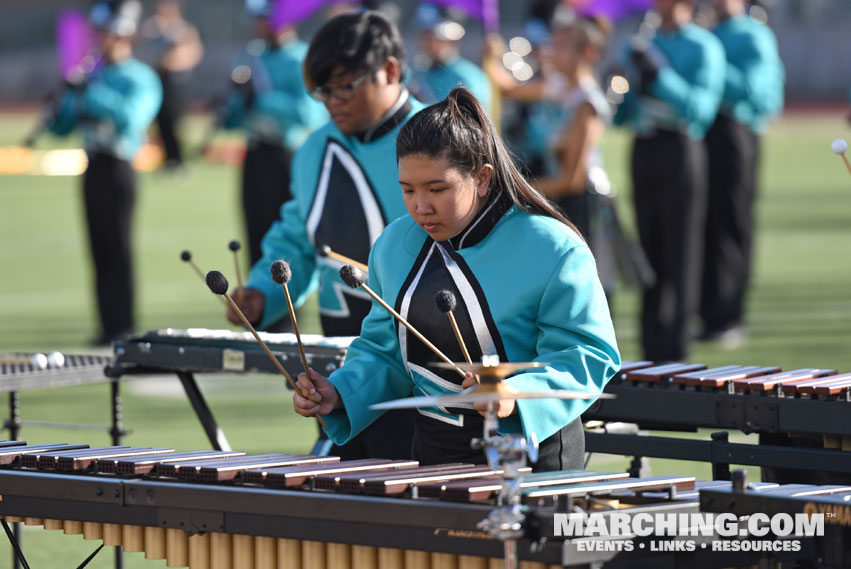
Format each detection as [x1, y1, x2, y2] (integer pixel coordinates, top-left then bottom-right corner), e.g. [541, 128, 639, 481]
[419, 470, 626, 502]
[625, 363, 707, 383]
[247, 459, 420, 488]
[322, 464, 467, 492]
[672, 366, 780, 388]
[783, 373, 851, 395]
[153, 455, 252, 478]
[0, 443, 89, 466]
[57, 448, 174, 472]
[0, 441, 27, 449]
[362, 465, 499, 496]
[99, 450, 246, 475]
[524, 475, 696, 501]
[26, 446, 132, 469]
[189, 455, 339, 482]
[736, 369, 837, 392]
[812, 374, 851, 396]
[618, 361, 654, 375]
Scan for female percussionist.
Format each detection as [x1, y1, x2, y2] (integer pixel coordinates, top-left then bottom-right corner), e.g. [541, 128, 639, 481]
[293, 88, 620, 472]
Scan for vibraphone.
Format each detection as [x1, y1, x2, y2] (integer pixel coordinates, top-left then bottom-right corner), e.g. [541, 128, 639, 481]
[0, 441, 800, 569]
[584, 362, 851, 478]
[108, 329, 353, 452]
[0, 353, 119, 442]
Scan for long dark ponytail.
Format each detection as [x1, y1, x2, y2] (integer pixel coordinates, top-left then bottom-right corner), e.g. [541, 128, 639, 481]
[396, 87, 575, 230]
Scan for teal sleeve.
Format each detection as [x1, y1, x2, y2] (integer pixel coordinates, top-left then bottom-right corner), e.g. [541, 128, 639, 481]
[650, 38, 726, 134]
[47, 90, 81, 136]
[83, 70, 162, 133]
[502, 244, 620, 443]
[221, 91, 247, 130]
[323, 244, 414, 444]
[724, 30, 784, 120]
[245, 149, 319, 330]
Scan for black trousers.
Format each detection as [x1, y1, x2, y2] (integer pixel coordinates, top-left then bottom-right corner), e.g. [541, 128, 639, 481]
[241, 140, 293, 267]
[328, 409, 418, 461]
[632, 131, 708, 362]
[83, 153, 136, 339]
[156, 69, 189, 166]
[701, 114, 759, 333]
[411, 417, 585, 473]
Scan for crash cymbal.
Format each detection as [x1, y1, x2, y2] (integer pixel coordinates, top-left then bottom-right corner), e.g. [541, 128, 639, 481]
[431, 361, 547, 378]
[370, 381, 613, 411]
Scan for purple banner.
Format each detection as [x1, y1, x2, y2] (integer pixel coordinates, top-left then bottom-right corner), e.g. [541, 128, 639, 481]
[427, 0, 500, 31]
[56, 10, 96, 80]
[575, 0, 652, 21]
[271, 0, 361, 29]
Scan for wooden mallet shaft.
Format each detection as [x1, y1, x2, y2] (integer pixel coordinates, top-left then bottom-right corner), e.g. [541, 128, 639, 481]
[318, 245, 369, 273]
[831, 139, 851, 177]
[222, 293, 327, 428]
[435, 289, 478, 384]
[228, 240, 245, 305]
[364, 283, 465, 377]
[270, 260, 311, 378]
[207, 270, 326, 428]
[339, 265, 466, 379]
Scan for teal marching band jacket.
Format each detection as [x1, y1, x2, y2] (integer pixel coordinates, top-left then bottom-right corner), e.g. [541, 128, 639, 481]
[323, 191, 621, 461]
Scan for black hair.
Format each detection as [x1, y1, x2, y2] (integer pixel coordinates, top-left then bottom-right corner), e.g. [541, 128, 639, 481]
[304, 10, 406, 91]
[396, 87, 574, 229]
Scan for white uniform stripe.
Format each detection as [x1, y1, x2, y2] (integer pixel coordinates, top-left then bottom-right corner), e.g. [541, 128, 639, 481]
[436, 244, 497, 357]
[398, 243, 437, 375]
[306, 141, 385, 246]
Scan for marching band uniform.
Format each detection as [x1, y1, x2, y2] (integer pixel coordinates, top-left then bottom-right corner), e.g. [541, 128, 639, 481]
[700, 12, 784, 341]
[322, 191, 620, 471]
[247, 89, 423, 336]
[223, 37, 328, 266]
[246, 89, 424, 460]
[49, 57, 162, 343]
[614, 21, 725, 361]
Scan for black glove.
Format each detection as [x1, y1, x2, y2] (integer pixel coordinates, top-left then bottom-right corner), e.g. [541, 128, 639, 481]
[631, 46, 659, 94]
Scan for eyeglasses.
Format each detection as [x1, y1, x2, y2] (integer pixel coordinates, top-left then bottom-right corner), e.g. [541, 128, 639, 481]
[311, 71, 372, 103]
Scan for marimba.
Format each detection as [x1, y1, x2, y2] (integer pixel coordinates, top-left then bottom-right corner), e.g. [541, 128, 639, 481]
[0, 441, 790, 569]
[584, 361, 851, 478]
[108, 329, 354, 453]
[701, 473, 851, 569]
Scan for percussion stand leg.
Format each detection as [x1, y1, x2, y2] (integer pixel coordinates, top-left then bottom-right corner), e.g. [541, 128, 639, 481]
[109, 379, 129, 446]
[176, 372, 232, 451]
[710, 432, 731, 481]
[5, 392, 22, 569]
[2, 519, 31, 569]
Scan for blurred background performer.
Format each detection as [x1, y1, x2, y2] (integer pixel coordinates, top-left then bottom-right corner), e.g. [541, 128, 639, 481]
[47, 0, 162, 346]
[228, 10, 424, 460]
[141, 0, 203, 174]
[697, 0, 784, 348]
[408, 3, 493, 114]
[222, 0, 327, 273]
[293, 88, 620, 470]
[613, 0, 725, 362]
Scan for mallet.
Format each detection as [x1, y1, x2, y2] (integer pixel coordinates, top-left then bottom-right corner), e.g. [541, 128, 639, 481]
[182, 250, 227, 307]
[205, 270, 327, 428]
[270, 260, 310, 377]
[831, 139, 851, 177]
[434, 289, 478, 383]
[318, 244, 369, 273]
[228, 240, 245, 304]
[339, 265, 466, 379]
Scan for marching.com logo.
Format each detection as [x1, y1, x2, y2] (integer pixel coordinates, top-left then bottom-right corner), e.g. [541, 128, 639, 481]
[554, 512, 824, 553]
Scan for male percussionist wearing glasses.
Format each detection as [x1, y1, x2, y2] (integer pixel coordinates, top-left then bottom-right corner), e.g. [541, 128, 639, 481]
[226, 10, 423, 460]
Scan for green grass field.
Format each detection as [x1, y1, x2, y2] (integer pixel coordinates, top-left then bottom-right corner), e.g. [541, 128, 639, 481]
[0, 110, 850, 567]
